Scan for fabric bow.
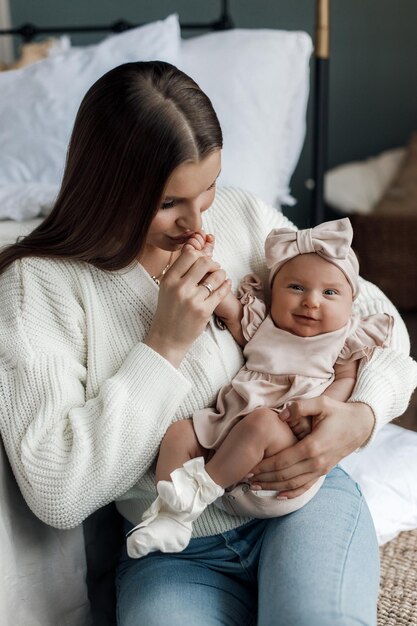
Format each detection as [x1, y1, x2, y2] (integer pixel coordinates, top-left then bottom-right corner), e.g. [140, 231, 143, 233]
[265, 218, 360, 297]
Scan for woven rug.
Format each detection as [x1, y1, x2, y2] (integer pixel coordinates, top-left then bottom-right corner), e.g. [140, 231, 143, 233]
[378, 529, 417, 625]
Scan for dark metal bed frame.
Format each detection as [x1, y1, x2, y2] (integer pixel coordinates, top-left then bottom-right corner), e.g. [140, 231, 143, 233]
[0, 0, 329, 227]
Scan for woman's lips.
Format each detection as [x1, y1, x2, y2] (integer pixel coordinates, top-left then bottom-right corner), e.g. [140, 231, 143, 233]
[168, 232, 196, 244]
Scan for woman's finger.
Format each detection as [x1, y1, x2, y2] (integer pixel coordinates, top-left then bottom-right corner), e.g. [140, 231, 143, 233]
[250, 473, 318, 497]
[250, 458, 313, 486]
[207, 278, 231, 306]
[251, 436, 315, 475]
[184, 256, 226, 287]
[279, 478, 320, 499]
[167, 247, 219, 281]
[197, 268, 227, 298]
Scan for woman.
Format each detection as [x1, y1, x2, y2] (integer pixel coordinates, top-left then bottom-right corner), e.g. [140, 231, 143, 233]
[0, 61, 415, 626]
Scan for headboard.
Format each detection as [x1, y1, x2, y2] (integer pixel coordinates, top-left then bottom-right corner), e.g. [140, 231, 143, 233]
[0, 0, 330, 226]
[0, 0, 234, 41]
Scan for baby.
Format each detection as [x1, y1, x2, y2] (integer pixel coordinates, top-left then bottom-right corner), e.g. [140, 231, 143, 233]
[127, 218, 393, 558]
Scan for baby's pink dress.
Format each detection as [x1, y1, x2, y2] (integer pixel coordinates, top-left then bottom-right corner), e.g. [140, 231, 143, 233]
[193, 287, 393, 451]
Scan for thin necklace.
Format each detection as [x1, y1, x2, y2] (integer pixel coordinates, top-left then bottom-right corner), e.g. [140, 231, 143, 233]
[151, 251, 174, 285]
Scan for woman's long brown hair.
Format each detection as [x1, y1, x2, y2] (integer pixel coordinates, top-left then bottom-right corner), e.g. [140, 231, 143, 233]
[0, 61, 223, 273]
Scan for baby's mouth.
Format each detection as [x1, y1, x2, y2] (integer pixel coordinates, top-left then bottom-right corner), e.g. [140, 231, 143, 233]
[294, 314, 319, 322]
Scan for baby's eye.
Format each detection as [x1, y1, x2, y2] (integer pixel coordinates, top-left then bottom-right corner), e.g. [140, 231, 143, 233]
[324, 289, 337, 296]
[160, 199, 177, 210]
[289, 284, 303, 291]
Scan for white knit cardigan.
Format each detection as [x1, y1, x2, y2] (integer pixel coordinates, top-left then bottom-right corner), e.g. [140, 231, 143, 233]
[1, 187, 416, 536]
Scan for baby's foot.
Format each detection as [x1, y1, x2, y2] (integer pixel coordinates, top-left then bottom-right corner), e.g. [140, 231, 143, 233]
[126, 458, 223, 559]
[126, 514, 192, 558]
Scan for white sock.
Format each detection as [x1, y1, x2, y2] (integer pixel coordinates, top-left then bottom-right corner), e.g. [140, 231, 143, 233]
[126, 457, 224, 559]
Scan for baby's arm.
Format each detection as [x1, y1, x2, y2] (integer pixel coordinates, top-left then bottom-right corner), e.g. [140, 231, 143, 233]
[279, 361, 359, 439]
[323, 360, 359, 402]
[183, 232, 245, 347]
[214, 294, 245, 347]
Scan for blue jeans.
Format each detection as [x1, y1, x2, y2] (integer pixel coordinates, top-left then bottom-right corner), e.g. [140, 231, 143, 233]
[116, 466, 379, 625]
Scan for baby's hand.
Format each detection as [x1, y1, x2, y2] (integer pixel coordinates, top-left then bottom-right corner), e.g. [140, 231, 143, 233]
[278, 404, 312, 440]
[182, 230, 214, 257]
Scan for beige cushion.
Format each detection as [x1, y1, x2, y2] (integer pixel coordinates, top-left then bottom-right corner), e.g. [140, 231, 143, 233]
[324, 147, 405, 215]
[373, 132, 417, 216]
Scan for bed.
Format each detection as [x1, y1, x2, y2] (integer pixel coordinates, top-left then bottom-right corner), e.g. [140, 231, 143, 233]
[1, 3, 417, 625]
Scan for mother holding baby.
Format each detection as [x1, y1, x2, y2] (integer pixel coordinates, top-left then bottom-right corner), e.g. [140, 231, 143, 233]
[0, 61, 416, 626]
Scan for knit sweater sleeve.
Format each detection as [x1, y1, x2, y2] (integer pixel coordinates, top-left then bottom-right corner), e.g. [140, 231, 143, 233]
[0, 260, 192, 529]
[348, 277, 417, 445]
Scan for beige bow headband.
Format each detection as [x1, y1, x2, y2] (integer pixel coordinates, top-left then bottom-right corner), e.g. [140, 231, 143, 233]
[265, 218, 360, 298]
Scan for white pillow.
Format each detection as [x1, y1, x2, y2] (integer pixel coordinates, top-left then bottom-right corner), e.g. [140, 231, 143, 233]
[46, 35, 71, 56]
[324, 147, 406, 215]
[178, 29, 312, 209]
[0, 14, 181, 221]
[340, 423, 417, 545]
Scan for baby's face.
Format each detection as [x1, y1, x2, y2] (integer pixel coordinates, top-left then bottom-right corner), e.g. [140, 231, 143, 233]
[270, 253, 353, 337]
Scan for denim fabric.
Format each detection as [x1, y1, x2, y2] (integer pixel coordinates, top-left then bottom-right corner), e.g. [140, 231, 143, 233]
[116, 466, 379, 626]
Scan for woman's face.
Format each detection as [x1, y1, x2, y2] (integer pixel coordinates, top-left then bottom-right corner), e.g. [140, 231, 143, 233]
[270, 253, 353, 337]
[145, 150, 222, 252]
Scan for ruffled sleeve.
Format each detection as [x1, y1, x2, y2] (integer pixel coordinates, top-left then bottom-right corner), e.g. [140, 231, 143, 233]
[237, 273, 267, 341]
[337, 313, 394, 365]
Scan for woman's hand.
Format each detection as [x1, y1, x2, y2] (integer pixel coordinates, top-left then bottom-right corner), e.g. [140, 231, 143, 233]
[248, 396, 375, 498]
[144, 236, 231, 367]
[278, 406, 312, 440]
[182, 231, 244, 346]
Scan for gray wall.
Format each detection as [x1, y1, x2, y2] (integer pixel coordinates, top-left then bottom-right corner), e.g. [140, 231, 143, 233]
[10, 0, 417, 227]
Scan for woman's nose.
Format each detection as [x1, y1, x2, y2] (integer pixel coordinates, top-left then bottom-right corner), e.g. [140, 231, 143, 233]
[177, 200, 206, 231]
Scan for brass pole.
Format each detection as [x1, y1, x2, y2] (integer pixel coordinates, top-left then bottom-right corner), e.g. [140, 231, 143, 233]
[316, 0, 330, 59]
[311, 0, 331, 225]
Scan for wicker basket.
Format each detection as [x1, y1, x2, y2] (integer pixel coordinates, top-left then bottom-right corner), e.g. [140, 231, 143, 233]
[350, 213, 417, 312]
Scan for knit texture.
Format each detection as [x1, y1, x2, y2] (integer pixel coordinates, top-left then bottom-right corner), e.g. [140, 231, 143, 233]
[0, 187, 416, 532]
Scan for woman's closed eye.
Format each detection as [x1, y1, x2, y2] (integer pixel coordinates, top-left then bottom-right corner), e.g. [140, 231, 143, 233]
[160, 181, 217, 210]
[160, 198, 177, 210]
